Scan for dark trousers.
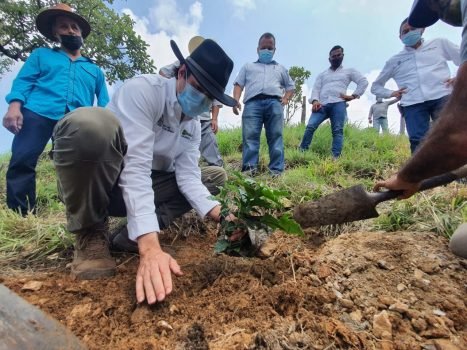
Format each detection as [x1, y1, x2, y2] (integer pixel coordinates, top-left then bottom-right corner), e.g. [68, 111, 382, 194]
[6, 108, 58, 215]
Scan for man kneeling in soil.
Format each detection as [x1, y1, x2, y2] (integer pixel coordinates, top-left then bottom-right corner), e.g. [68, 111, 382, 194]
[51, 39, 238, 304]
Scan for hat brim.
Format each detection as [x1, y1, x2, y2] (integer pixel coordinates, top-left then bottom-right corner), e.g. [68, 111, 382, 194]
[408, 0, 439, 28]
[36, 9, 91, 41]
[170, 40, 237, 107]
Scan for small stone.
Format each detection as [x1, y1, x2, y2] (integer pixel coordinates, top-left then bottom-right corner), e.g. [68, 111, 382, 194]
[373, 311, 392, 340]
[258, 239, 277, 258]
[433, 309, 446, 317]
[156, 320, 173, 333]
[418, 261, 440, 275]
[397, 283, 406, 292]
[333, 289, 343, 299]
[411, 318, 428, 332]
[350, 310, 363, 322]
[377, 260, 395, 270]
[378, 295, 395, 306]
[317, 264, 333, 279]
[21, 281, 43, 292]
[433, 339, 461, 350]
[130, 306, 152, 324]
[406, 309, 422, 320]
[169, 304, 180, 314]
[343, 268, 352, 277]
[389, 302, 409, 314]
[339, 299, 354, 309]
[414, 269, 425, 279]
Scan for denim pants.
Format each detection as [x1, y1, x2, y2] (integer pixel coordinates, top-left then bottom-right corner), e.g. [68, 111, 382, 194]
[403, 95, 449, 153]
[199, 120, 223, 167]
[6, 108, 58, 215]
[299, 101, 346, 157]
[52, 107, 226, 232]
[241, 98, 284, 174]
[373, 117, 389, 133]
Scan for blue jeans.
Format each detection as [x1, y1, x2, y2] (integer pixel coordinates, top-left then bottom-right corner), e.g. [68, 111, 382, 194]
[241, 98, 284, 173]
[300, 101, 346, 157]
[6, 108, 58, 214]
[373, 117, 389, 133]
[403, 95, 449, 153]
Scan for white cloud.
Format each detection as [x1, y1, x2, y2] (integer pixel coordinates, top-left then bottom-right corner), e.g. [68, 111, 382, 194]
[122, 0, 203, 70]
[230, 0, 256, 20]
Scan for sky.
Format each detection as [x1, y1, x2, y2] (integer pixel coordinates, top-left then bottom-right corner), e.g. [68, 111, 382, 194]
[0, 0, 463, 153]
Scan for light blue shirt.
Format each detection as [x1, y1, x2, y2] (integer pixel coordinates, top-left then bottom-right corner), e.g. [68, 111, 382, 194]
[462, 0, 467, 63]
[6, 47, 109, 120]
[234, 61, 295, 103]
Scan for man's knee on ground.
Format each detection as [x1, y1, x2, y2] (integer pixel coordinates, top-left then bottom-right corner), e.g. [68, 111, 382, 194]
[201, 166, 227, 195]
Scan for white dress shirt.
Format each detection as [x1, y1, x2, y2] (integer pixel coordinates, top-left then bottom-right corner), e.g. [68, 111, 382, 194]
[371, 38, 460, 107]
[107, 75, 219, 241]
[309, 66, 368, 105]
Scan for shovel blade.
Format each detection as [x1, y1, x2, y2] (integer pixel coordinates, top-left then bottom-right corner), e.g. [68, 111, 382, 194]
[293, 185, 379, 227]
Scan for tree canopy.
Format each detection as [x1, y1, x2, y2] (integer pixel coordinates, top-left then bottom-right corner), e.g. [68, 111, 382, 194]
[285, 66, 311, 124]
[0, 0, 156, 83]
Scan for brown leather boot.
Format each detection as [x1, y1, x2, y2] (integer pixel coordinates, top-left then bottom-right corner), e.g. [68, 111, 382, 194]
[71, 221, 116, 280]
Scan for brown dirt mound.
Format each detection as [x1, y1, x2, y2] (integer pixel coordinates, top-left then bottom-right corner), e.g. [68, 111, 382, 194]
[2, 228, 466, 350]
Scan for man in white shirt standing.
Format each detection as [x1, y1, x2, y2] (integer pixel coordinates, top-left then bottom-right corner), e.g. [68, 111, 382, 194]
[368, 97, 400, 133]
[299, 45, 368, 158]
[51, 39, 238, 304]
[371, 18, 460, 153]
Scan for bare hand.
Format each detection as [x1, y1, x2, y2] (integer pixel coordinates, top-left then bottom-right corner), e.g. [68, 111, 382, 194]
[233, 101, 242, 115]
[312, 101, 322, 112]
[281, 96, 289, 106]
[373, 174, 421, 199]
[391, 88, 407, 99]
[368, 118, 372, 124]
[444, 78, 455, 87]
[136, 233, 183, 304]
[211, 119, 218, 134]
[339, 93, 355, 102]
[3, 102, 23, 134]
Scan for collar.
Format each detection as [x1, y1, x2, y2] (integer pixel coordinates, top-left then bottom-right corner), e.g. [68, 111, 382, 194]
[53, 47, 91, 62]
[167, 77, 183, 122]
[328, 65, 343, 71]
[254, 60, 278, 65]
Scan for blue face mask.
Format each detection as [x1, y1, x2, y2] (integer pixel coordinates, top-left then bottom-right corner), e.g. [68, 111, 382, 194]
[177, 73, 212, 118]
[401, 29, 423, 47]
[258, 49, 274, 64]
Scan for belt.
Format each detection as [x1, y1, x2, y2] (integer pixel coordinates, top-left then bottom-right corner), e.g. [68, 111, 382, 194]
[249, 94, 281, 101]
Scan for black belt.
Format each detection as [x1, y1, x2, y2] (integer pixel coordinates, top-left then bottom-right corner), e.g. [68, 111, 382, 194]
[249, 94, 281, 101]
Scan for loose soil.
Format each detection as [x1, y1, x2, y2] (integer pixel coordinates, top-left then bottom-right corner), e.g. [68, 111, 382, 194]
[2, 223, 466, 350]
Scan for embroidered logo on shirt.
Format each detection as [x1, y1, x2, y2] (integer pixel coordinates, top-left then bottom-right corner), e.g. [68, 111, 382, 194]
[156, 117, 174, 133]
[181, 129, 193, 139]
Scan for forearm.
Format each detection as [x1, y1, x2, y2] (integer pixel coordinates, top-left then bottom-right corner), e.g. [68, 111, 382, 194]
[399, 64, 467, 183]
[233, 84, 243, 102]
[211, 105, 220, 120]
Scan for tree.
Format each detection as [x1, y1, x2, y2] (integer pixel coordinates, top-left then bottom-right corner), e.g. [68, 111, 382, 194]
[285, 66, 311, 125]
[0, 0, 156, 83]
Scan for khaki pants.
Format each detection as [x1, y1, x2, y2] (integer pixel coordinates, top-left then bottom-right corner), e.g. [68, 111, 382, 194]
[52, 107, 226, 232]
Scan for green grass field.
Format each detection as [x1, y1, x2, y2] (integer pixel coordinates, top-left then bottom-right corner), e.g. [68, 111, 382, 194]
[1, 122, 465, 268]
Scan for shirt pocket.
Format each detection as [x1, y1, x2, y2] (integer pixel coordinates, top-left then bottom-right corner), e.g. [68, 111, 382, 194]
[78, 64, 98, 91]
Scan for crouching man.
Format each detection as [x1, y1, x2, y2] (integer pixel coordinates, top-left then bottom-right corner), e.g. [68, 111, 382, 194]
[51, 39, 238, 304]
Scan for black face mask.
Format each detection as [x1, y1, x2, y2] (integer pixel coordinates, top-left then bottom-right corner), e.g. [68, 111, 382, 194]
[330, 57, 343, 69]
[59, 35, 83, 51]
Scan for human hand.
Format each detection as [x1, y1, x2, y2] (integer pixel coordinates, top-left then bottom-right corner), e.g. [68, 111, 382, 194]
[233, 101, 242, 115]
[3, 102, 23, 134]
[311, 100, 322, 112]
[368, 118, 372, 124]
[444, 78, 455, 87]
[136, 232, 183, 304]
[211, 119, 218, 134]
[280, 96, 289, 106]
[391, 88, 407, 99]
[373, 174, 421, 199]
[339, 93, 355, 102]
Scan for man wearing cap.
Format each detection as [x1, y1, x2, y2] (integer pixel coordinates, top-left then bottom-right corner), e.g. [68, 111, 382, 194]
[371, 15, 460, 154]
[51, 39, 239, 303]
[160, 36, 224, 167]
[368, 97, 400, 133]
[375, 0, 467, 259]
[2, 3, 109, 216]
[233, 32, 295, 176]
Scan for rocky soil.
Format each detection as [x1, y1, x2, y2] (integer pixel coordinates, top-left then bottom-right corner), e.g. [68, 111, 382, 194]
[2, 225, 466, 350]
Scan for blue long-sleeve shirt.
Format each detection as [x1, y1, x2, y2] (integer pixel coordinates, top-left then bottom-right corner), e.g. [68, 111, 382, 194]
[6, 47, 109, 120]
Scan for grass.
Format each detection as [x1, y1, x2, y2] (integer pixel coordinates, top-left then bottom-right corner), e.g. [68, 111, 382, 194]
[0, 122, 465, 268]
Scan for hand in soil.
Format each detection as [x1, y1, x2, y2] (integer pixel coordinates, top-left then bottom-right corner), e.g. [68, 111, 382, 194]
[136, 233, 183, 304]
[228, 228, 248, 242]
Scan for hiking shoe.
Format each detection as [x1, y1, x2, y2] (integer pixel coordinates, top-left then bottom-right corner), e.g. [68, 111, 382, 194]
[71, 221, 116, 280]
[111, 226, 138, 254]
